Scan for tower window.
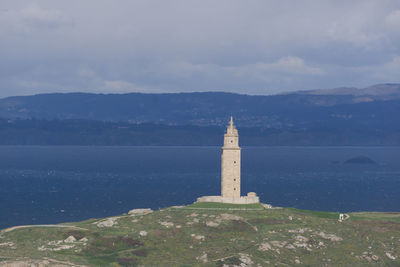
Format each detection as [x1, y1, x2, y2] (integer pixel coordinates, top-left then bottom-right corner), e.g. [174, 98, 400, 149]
[230, 140, 233, 143]
[234, 179, 236, 181]
[234, 161, 236, 164]
[234, 188, 236, 190]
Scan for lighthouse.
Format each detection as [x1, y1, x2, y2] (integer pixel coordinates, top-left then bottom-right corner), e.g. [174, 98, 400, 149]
[221, 116, 241, 198]
[196, 117, 259, 204]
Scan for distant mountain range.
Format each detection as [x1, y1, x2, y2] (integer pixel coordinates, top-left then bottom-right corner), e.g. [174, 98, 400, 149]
[295, 83, 400, 98]
[1, 83, 400, 127]
[0, 83, 399, 145]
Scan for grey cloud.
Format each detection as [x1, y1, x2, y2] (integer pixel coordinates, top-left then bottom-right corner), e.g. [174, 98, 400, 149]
[0, 0, 400, 97]
[0, 2, 73, 35]
[21, 3, 73, 29]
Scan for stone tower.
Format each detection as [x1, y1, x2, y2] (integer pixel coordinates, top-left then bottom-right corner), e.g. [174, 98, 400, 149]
[221, 116, 241, 198]
[196, 116, 259, 204]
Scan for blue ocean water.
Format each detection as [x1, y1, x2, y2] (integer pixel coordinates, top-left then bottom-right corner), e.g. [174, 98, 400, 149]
[0, 146, 400, 229]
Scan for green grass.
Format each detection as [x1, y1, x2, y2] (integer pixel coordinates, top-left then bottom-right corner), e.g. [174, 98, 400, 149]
[350, 212, 400, 222]
[184, 202, 264, 209]
[289, 208, 340, 219]
[2, 206, 400, 266]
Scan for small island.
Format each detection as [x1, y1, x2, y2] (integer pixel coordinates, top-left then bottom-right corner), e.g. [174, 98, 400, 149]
[344, 155, 377, 164]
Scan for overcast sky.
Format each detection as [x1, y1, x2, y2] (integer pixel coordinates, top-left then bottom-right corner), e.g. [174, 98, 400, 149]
[1, 0, 400, 97]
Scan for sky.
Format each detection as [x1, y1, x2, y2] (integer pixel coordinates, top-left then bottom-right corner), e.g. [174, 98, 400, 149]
[1, 0, 400, 98]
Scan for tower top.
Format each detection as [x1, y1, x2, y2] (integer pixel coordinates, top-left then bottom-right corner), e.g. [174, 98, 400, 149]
[226, 116, 238, 136]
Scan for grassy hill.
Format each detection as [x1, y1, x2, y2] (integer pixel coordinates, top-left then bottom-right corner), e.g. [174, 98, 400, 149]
[1, 203, 399, 266]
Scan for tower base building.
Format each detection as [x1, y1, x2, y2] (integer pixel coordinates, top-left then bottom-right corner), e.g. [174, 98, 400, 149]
[196, 192, 259, 204]
[196, 117, 259, 204]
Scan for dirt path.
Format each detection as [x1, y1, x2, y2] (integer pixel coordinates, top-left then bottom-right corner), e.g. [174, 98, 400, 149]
[1, 224, 88, 233]
[0, 257, 88, 267]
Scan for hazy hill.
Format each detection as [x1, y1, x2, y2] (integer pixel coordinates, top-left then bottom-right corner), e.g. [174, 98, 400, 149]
[0, 83, 399, 145]
[0, 83, 399, 128]
[0, 118, 399, 146]
[297, 83, 400, 98]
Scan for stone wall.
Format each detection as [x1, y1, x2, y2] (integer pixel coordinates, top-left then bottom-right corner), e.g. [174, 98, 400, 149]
[197, 194, 259, 204]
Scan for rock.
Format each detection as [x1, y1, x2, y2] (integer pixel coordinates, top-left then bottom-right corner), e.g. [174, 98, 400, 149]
[139, 231, 148, 236]
[191, 234, 205, 240]
[79, 237, 88, 242]
[96, 218, 118, 227]
[38, 244, 75, 251]
[386, 252, 396, 260]
[128, 208, 153, 215]
[53, 245, 75, 251]
[1, 261, 46, 267]
[195, 235, 205, 240]
[206, 221, 220, 227]
[270, 240, 287, 248]
[262, 203, 272, 209]
[293, 241, 308, 248]
[295, 235, 309, 242]
[258, 242, 272, 251]
[38, 260, 50, 267]
[0, 242, 15, 247]
[286, 244, 296, 249]
[239, 253, 254, 265]
[197, 252, 208, 263]
[159, 221, 174, 228]
[64, 236, 76, 243]
[220, 213, 243, 221]
[288, 228, 311, 233]
[48, 240, 62, 245]
[0, 261, 26, 267]
[318, 232, 343, 241]
[371, 255, 379, 261]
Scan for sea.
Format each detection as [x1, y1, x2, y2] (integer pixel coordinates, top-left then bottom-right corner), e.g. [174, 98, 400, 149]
[1, 146, 400, 229]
